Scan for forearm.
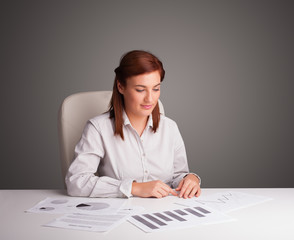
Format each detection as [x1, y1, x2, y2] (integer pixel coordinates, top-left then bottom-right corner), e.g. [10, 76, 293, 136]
[66, 173, 133, 198]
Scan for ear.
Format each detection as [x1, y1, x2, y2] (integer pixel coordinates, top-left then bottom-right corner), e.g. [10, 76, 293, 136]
[117, 81, 125, 95]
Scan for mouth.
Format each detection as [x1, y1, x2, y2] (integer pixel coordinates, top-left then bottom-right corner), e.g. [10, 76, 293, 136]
[141, 104, 153, 110]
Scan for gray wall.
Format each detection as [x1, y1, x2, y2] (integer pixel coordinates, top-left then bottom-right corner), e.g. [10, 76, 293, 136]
[2, 0, 293, 189]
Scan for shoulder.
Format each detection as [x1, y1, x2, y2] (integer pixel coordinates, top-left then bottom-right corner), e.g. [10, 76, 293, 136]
[157, 115, 184, 147]
[160, 114, 178, 127]
[88, 112, 113, 132]
[90, 111, 110, 123]
[159, 114, 179, 131]
[159, 115, 184, 147]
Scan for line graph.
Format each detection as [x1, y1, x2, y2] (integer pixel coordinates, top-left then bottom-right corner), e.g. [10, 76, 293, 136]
[175, 191, 272, 213]
[194, 193, 234, 204]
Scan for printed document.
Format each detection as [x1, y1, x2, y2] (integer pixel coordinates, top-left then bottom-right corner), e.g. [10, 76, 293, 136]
[26, 197, 126, 215]
[175, 191, 272, 213]
[128, 204, 234, 233]
[45, 206, 144, 232]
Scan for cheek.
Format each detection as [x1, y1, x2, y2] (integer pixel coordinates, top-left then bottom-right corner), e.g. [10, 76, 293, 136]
[155, 92, 161, 100]
[152, 92, 160, 103]
[125, 92, 142, 105]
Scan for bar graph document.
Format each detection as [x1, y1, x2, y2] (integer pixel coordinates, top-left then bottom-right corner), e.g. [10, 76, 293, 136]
[128, 205, 234, 233]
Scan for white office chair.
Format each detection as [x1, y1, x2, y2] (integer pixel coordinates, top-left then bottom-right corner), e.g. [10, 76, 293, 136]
[58, 91, 165, 184]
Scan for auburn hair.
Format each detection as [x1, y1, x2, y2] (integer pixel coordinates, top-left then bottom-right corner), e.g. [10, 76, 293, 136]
[109, 50, 165, 140]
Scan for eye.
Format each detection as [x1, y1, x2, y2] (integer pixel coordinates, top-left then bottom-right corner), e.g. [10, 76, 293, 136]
[135, 89, 144, 92]
[153, 88, 160, 92]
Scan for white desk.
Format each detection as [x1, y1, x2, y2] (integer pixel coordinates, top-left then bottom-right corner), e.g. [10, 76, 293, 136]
[1, 188, 293, 240]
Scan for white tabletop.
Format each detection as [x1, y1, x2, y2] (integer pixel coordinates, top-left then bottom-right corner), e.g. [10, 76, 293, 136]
[1, 188, 293, 240]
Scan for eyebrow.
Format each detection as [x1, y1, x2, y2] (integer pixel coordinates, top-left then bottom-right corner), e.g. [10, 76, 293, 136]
[135, 83, 161, 88]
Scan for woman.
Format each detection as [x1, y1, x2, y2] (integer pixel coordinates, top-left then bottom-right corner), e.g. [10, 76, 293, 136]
[66, 50, 201, 199]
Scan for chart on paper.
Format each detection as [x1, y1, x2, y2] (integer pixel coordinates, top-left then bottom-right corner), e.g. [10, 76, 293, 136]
[26, 197, 126, 215]
[128, 205, 234, 232]
[175, 191, 273, 213]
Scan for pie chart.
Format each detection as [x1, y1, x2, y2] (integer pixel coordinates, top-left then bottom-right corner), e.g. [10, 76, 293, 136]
[76, 202, 110, 211]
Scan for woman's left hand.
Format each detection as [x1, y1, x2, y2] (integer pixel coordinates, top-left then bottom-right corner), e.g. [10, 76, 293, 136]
[175, 174, 201, 198]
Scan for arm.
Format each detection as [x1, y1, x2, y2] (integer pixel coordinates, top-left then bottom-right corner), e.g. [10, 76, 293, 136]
[171, 124, 201, 198]
[65, 122, 133, 198]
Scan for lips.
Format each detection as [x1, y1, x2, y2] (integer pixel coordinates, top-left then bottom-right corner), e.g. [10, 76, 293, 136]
[141, 104, 153, 110]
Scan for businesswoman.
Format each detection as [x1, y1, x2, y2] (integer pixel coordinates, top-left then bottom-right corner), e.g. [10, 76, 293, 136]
[66, 50, 201, 199]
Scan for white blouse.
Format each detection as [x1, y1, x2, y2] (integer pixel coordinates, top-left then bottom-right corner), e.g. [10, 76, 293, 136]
[66, 111, 200, 198]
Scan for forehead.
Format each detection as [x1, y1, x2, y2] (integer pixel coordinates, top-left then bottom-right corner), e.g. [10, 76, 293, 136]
[126, 71, 161, 86]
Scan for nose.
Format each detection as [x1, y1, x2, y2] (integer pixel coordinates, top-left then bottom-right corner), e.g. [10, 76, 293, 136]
[144, 90, 153, 103]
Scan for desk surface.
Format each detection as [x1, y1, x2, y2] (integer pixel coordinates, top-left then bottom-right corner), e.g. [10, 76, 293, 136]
[1, 188, 293, 240]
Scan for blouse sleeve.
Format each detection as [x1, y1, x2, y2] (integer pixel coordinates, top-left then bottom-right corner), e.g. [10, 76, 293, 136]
[65, 122, 133, 198]
[170, 123, 201, 188]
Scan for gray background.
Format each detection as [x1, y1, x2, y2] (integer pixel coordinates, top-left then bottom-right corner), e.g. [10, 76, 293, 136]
[2, 0, 293, 189]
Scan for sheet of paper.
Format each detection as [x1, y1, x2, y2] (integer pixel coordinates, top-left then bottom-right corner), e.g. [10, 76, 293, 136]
[175, 191, 272, 213]
[44, 206, 144, 232]
[128, 205, 234, 233]
[26, 197, 127, 215]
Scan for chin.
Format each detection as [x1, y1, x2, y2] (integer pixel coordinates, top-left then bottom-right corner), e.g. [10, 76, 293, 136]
[138, 109, 153, 117]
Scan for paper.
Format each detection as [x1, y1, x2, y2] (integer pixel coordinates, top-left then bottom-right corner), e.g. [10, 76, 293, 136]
[26, 192, 272, 233]
[175, 191, 272, 213]
[26, 197, 127, 215]
[128, 205, 234, 233]
[45, 206, 144, 232]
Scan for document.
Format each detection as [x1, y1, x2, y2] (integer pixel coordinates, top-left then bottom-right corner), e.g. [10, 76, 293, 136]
[27, 197, 144, 232]
[128, 205, 234, 233]
[26, 191, 272, 233]
[175, 191, 272, 213]
[45, 206, 144, 232]
[26, 197, 127, 215]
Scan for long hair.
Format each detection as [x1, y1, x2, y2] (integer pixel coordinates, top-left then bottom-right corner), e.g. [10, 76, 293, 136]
[109, 50, 165, 140]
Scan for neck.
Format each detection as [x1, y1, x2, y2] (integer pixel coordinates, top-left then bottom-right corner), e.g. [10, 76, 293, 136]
[126, 113, 149, 136]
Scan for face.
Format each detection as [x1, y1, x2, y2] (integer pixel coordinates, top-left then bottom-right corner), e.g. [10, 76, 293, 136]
[117, 71, 161, 122]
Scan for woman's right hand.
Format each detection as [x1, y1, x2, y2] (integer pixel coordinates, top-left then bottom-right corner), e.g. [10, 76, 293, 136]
[131, 180, 178, 198]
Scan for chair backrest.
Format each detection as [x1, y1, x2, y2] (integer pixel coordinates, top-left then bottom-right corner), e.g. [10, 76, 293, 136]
[58, 91, 165, 183]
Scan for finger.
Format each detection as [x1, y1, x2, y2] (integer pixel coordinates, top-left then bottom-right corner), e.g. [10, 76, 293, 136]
[158, 187, 169, 197]
[163, 186, 178, 197]
[188, 186, 198, 198]
[159, 182, 178, 197]
[169, 189, 178, 196]
[154, 192, 163, 198]
[195, 187, 201, 197]
[179, 178, 193, 198]
[183, 184, 194, 199]
[175, 179, 184, 191]
[154, 181, 179, 197]
[152, 185, 165, 198]
[160, 182, 176, 193]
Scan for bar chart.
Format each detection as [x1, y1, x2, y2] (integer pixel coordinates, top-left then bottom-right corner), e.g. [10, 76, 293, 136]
[128, 205, 234, 232]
